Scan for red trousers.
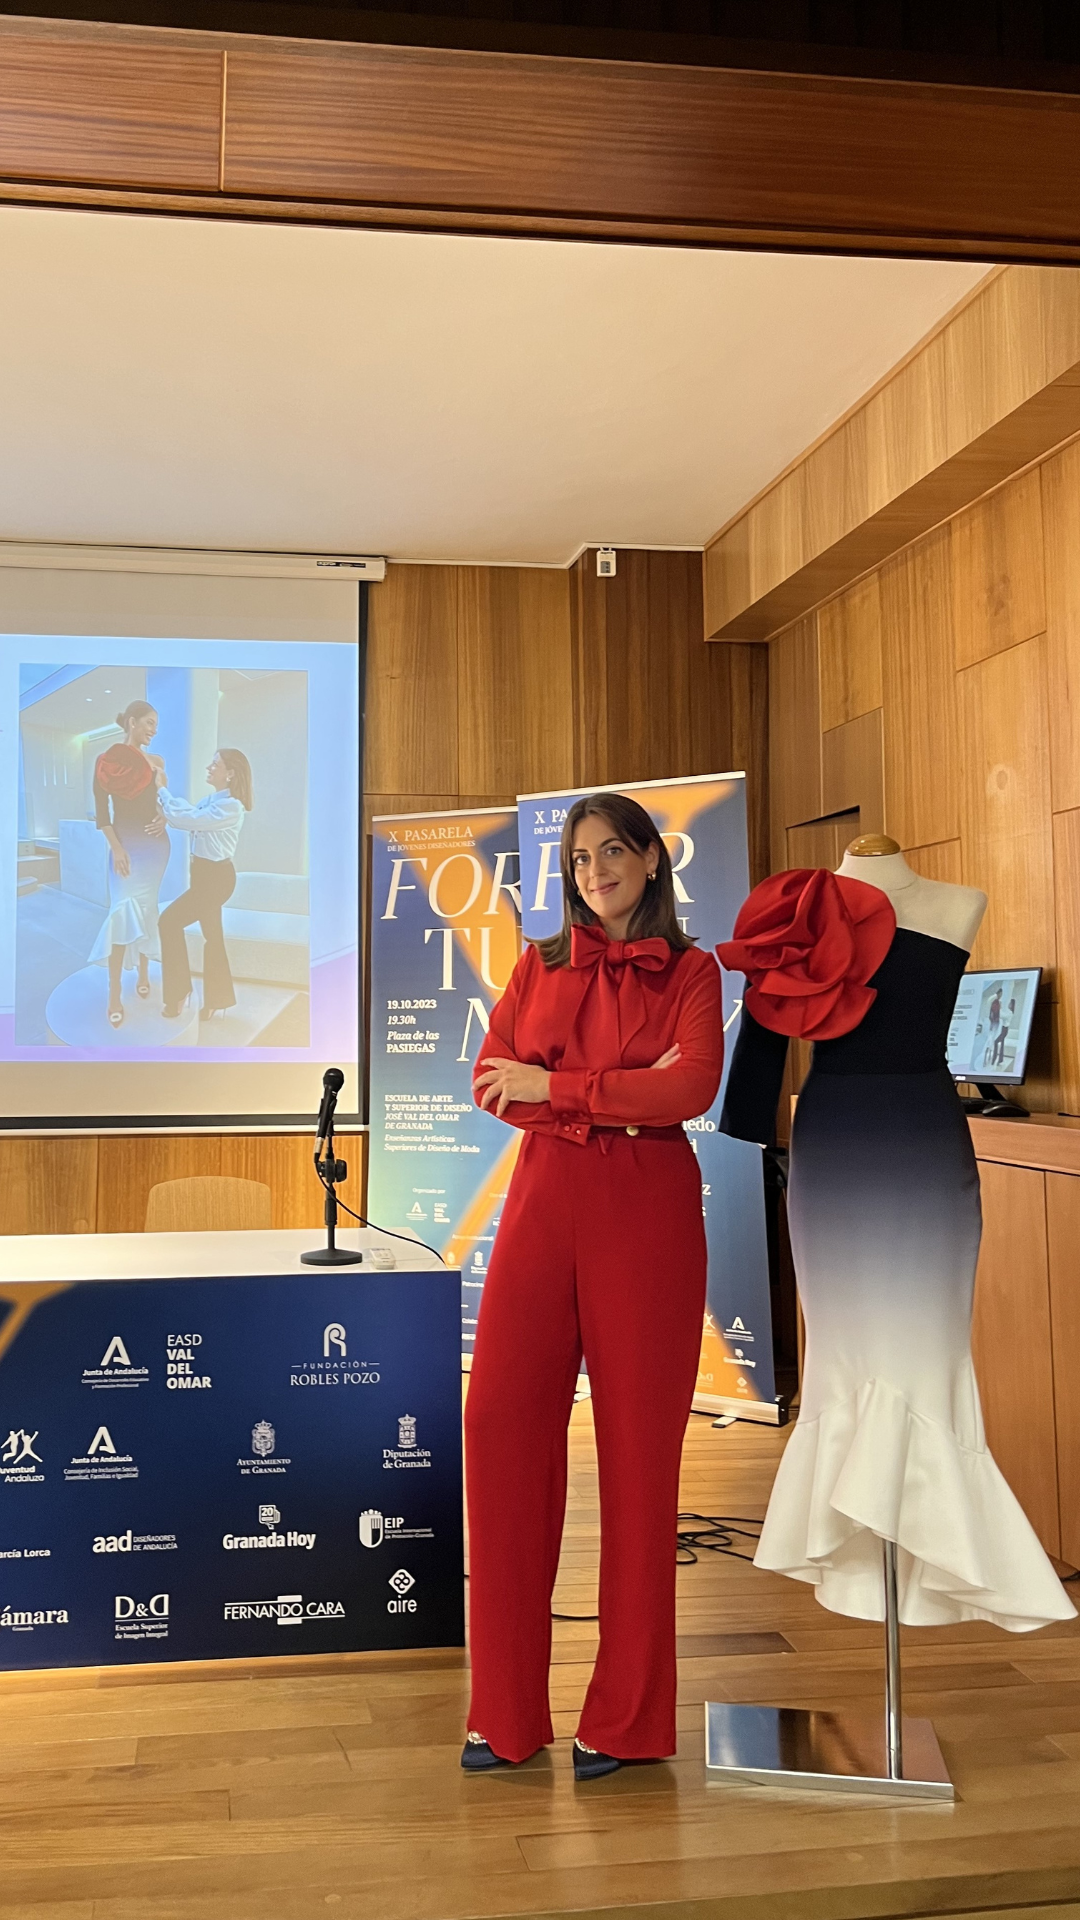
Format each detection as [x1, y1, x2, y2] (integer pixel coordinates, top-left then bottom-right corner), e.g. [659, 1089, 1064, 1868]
[464, 1127, 707, 1762]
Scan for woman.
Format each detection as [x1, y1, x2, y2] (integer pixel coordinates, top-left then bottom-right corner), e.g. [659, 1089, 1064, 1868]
[464, 792, 724, 1780]
[154, 748, 252, 1021]
[89, 700, 170, 1028]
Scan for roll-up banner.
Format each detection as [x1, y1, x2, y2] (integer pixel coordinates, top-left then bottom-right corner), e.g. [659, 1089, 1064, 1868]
[517, 775, 779, 1422]
[367, 809, 522, 1363]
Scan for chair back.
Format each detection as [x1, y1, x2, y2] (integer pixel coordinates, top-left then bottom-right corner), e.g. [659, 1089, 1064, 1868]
[145, 1175, 272, 1233]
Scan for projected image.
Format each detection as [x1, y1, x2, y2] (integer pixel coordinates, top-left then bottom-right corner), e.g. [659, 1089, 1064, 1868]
[970, 975, 1034, 1078]
[17, 662, 310, 1050]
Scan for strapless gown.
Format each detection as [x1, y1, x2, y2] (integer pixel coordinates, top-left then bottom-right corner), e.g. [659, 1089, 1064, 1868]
[722, 926, 1075, 1632]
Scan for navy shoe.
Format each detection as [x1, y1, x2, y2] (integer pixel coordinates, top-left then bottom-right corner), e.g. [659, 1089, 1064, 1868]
[573, 1739, 621, 1780]
[461, 1733, 510, 1771]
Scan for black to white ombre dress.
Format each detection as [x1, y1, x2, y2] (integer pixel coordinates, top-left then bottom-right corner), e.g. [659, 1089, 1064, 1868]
[722, 923, 1075, 1632]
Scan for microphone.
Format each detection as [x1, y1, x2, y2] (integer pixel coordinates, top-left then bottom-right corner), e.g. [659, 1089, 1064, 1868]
[315, 1067, 345, 1160]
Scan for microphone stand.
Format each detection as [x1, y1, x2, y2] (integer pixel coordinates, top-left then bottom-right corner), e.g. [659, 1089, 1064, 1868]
[301, 1100, 363, 1267]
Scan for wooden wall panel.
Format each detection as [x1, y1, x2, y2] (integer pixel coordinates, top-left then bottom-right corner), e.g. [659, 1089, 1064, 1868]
[817, 574, 882, 733]
[0, 1138, 98, 1236]
[768, 616, 821, 871]
[96, 1134, 224, 1235]
[1047, 1172, 1080, 1570]
[1042, 440, 1080, 817]
[901, 840, 963, 886]
[0, 34, 222, 191]
[971, 1160, 1059, 1558]
[567, 551, 769, 879]
[880, 530, 958, 851]
[706, 268, 1080, 642]
[957, 634, 1055, 976]
[457, 569, 573, 801]
[365, 567, 459, 798]
[1053, 807, 1080, 1118]
[950, 468, 1045, 672]
[221, 1133, 366, 1230]
[820, 708, 884, 834]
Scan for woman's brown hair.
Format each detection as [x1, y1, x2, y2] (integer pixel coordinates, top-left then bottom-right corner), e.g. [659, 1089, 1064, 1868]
[218, 747, 254, 812]
[533, 791, 696, 970]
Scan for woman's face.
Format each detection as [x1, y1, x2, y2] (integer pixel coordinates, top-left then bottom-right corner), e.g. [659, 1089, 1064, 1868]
[129, 709, 157, 747]
[206, 753, 229, 791]
[570, 813, 657, 936]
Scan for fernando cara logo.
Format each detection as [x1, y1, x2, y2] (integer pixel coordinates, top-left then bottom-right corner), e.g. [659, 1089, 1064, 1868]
[223, 1594, 345, 1627]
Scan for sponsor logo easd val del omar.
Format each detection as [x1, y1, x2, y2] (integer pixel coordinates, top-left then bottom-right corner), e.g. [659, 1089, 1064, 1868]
[223, 1594, 345, 1627]
[223, 1505, 316, 1551]
[359, 1509, 434, 1548]
[64, 1426, 137, 1483]
[2, 1428, 44, 1485]
[114, 1593, 169, 1642]
[82, 1335, 149, 1392]
[383, 1415, 432, 1471]
[237, 1422, 290, 1478]
[289, 1323, 381, 1389]
[166, 1332, 211, 1391]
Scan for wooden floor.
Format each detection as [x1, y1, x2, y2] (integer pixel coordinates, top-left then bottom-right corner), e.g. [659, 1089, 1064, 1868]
[3, 1407, 1080, 1920]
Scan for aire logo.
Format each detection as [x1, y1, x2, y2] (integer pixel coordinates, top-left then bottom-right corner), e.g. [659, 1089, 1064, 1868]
[387, 1568, 418, 1615]
[82, 1337, 148, 1391]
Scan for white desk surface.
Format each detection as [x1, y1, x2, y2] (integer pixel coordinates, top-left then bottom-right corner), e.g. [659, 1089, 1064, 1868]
[0, 1227, 442, 1285]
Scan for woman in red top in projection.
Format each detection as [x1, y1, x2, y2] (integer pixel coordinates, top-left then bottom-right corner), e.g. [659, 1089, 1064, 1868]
[464, 791, 724, 1780]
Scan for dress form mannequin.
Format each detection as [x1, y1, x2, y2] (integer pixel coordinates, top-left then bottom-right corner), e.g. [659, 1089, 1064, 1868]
[836, 835, 986, 954]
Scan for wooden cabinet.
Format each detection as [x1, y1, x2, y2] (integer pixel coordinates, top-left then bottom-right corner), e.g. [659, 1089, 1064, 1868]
[970, 1114, 1080, 1567]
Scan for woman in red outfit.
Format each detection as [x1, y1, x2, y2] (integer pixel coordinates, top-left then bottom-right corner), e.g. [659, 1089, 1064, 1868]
[464, 791, 724, 1780]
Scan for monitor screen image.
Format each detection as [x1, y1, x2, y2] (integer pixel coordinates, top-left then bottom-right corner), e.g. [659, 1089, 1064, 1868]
[946, 968, 1041, 1087]
[1, 633, 360, 1122]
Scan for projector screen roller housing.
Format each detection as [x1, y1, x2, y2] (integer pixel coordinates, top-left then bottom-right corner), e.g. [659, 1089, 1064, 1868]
[0, 604, 360, 1125]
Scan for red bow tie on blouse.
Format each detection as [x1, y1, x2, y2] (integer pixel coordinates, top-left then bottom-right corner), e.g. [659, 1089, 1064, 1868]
[570, 923, 671, 1051]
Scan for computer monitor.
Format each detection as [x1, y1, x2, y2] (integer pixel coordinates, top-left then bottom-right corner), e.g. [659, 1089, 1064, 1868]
[947, 968, 1041, 1112]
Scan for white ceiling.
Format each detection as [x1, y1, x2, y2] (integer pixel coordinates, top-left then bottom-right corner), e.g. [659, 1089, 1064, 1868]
[0, 207, 989, 568]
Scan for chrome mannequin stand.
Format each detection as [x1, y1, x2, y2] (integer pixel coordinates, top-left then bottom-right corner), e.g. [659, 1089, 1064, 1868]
[705, 1539, 954, 1800]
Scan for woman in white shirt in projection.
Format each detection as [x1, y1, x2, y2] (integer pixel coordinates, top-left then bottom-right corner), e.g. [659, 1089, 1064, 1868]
[153, 748, 253, 1022]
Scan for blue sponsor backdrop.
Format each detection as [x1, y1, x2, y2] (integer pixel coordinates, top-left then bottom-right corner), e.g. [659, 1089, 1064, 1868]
[0, 1269, 463, 1668]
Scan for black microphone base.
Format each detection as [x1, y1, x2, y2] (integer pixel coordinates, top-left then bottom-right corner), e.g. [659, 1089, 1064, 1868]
[300, 1247, 364, 1266]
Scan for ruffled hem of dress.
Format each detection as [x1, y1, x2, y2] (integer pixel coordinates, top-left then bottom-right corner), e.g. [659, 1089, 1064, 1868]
[755, 1376, 1075, 1632]
[88, 898, 160, 964]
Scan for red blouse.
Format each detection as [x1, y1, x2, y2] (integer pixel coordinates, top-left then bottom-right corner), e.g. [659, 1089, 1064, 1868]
[473, 926, 725, 1145]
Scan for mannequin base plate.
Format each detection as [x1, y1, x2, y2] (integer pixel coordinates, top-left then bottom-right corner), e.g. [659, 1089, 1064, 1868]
[705, 1702, 954, 1800]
